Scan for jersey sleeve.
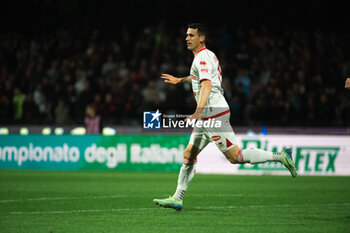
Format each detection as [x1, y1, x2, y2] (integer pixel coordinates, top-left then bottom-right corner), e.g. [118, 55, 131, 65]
[194, 54, 213, 82]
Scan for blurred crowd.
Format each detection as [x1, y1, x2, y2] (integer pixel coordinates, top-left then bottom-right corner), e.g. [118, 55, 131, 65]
[1, 24, 349, 127]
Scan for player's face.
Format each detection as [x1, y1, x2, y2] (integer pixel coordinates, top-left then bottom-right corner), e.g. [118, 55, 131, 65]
[186, 28, 204, 52]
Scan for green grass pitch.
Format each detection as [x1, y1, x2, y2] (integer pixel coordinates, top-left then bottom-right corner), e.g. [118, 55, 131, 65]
[0, 170, 349, 233]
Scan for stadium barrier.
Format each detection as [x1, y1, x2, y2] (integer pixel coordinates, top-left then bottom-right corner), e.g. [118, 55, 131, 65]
[0, 135, 349, 175]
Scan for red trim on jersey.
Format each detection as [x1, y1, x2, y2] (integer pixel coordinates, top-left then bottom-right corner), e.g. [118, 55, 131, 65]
[200, 109, 230, 120]
[195, 47, 207, 57]
[226, 138, 233, 148]
[199, 78, 211, 83]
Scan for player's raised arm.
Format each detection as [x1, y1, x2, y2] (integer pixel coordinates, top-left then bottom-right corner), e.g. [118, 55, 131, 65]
[161, 74, 192, 84]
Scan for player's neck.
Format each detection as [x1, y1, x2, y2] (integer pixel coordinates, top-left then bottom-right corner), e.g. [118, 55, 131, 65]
[192, 44, 206, 56]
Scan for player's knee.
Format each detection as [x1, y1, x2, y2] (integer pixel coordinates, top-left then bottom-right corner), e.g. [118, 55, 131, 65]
[228, 156, 239, 164]
[224, 147, 241, 164]
[183, 147, 192, 160]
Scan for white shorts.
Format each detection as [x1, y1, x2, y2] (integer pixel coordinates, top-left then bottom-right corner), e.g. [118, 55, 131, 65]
[189, 111, 237, 153]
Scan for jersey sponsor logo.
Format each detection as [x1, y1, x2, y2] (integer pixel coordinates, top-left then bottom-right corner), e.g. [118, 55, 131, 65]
[200, 61, 207, 65]
[211, 135, 221, 141]
[200, 68, 208, 73]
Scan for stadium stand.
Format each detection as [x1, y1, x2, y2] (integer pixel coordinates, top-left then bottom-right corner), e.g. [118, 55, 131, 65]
[0, 1, 349, 127]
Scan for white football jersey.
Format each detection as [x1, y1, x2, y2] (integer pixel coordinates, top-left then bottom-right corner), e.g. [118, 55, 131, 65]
[190, 47, 230, 118]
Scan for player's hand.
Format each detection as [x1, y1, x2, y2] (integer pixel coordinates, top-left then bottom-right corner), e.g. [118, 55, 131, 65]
[161, 74, 181, 85]
[345, 78, 350, 90]
[185, 112, 201, 122]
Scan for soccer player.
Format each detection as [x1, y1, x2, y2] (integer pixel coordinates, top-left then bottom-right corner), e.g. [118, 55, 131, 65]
[153, 23, 297, 211]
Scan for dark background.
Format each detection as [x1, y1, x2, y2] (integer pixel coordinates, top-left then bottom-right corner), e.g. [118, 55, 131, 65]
[1, 0, 349, 127]
[1, 0, 349, 33]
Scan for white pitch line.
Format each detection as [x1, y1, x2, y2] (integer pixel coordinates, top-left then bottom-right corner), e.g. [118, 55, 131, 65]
[188, 194, 243, 197]
[6, 203, 350, 216]
[0, 193, 283, 204]
[0, 195, 128, 203]
[188, 194, 280, 197]
[9, 207, 155, 215]
[191, 202, 350, 210]
[0, 194, 246, 203]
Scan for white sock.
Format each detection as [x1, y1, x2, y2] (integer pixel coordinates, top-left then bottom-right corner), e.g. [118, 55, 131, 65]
[240, 148, 282, 164]
[173, 163, 196, 201]
[173, 189, 186, 201]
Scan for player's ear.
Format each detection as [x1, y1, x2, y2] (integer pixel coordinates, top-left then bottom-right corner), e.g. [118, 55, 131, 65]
[200, 35, 205, 43]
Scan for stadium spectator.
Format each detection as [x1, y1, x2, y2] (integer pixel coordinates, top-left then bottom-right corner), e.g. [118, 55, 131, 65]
[33, 84, 46, 114]
[77, 80, 94, 119]
[234, 68, 251, 96]
[142, 80, 158, 105]
[0, 95, 13, 123]
[0, 25, 349, 126]
[22, 92, 40, 124]
[12, 88, 26, 121]
[55, 99, 71, 125]
[101, 54, 118, 76]
[85, 104, 101, 134]
[102, 93, 118, 123]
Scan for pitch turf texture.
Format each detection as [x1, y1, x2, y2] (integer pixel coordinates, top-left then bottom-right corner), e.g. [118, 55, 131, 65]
[0, 171, 349, 233]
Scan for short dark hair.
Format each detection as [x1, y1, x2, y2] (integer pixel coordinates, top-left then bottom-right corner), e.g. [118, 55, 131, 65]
[188, 23, 207, 37]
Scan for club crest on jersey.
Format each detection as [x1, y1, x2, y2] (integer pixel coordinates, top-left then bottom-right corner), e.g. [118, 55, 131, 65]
[191, 75, 197, 80]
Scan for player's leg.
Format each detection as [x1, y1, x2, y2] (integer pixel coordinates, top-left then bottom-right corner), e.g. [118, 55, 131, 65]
[223, 145, 282, 164]
[172, 143, 202, 201]
[208, 113, 296, 177]
[153, 131, 210, 210]
[223, 145, 297, 177]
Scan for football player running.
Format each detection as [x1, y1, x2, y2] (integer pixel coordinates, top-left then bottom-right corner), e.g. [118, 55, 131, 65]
[153, 23, 297, 211]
